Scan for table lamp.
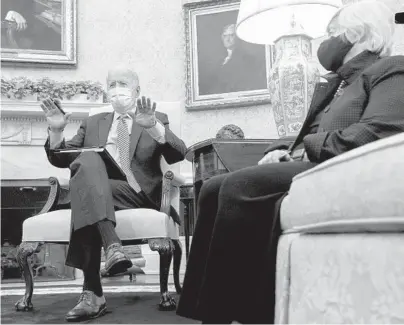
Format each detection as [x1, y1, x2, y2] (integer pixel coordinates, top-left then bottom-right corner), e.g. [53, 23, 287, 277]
[236, 0, 342, 137]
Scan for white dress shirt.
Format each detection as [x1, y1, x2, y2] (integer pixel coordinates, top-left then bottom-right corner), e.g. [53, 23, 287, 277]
[223, 49, 233, 65]
[106, 111, 166, 167]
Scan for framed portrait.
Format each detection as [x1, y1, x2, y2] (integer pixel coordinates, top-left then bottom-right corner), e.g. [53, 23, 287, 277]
[1, 0, 77, 65]
[184, 0, 273, 110]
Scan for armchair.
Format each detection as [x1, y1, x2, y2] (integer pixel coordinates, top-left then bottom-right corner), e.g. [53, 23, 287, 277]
[275, 132, 404, 324]
[14, 103, 186, 313]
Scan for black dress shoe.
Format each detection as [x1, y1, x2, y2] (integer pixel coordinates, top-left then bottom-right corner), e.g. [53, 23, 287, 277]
[65, 291, 107, 322]
[104, 243, 133, 276]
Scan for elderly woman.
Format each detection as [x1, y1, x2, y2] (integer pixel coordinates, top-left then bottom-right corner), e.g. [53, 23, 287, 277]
[177, 1, 404, 323]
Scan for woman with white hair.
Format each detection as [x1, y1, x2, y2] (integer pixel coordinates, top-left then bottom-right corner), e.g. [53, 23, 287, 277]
[177, 0, 404, 323]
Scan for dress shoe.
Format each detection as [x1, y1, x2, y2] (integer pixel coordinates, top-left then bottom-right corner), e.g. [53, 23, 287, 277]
[104, 243, 133, 276]
[65, 290, 106, 322]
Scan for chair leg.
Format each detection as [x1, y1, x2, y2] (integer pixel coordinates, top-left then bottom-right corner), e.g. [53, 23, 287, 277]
[172, 239, 182, 294]
[148, 238, 176, 311]
[15, 242, 43, 312]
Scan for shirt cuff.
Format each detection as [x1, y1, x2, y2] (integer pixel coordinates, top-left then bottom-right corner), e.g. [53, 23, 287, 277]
[145, 120, 166, 144]
[48, 128, 65, 149]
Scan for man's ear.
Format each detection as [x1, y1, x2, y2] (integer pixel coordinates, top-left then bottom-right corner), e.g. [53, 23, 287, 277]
[136, 86, 141, 97]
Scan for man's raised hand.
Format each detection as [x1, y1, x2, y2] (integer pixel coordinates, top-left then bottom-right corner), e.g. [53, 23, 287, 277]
[41, 98, 71, 132]
[135, 96, 157, 128]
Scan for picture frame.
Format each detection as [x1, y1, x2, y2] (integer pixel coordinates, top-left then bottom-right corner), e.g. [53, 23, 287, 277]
[184, 0, 273, 110]
[1, 0, 77, 66]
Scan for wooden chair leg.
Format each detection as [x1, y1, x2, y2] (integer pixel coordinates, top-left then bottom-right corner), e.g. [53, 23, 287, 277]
[149, 238, 176, 311]
[172, 239, 182, 294]
[15, 242, 43, 312]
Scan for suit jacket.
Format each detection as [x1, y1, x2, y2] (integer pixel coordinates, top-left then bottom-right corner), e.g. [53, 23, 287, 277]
[216, 48, 267, 93]
[44, 111, 187, 207]
[201, 46, 267, 95]
[265, 51, 404, 163]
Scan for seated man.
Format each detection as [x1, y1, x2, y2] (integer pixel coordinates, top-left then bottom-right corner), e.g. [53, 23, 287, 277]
[41, 67, 187, 322]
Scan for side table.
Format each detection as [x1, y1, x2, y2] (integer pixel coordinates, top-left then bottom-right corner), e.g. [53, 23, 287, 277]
[180, 184, 195, 260]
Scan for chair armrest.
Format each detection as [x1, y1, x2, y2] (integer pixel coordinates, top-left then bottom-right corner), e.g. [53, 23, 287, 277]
[159, 170, 186, 215]
[38, 177, 61, 215]
[160, 171, 175, 215]
[171, 172, 186, 187]
[56, 177, 70, 188]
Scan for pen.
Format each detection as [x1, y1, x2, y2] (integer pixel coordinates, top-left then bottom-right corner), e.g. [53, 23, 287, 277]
[52, 99, 66, 115]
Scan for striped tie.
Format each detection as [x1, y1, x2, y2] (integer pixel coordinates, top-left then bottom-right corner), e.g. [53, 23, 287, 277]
[117, 116, 141, 193]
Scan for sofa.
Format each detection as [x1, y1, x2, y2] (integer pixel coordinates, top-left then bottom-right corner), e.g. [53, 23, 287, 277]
[275, 132, 404, 324]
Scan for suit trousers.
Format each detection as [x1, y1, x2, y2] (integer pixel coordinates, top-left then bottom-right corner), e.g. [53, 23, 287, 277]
[65, 151, 170, 270]
[177, 161, 316, 323]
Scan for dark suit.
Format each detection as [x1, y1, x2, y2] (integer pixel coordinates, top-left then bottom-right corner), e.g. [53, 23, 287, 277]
[45, 111, 187, 269]
[177, 51, 404, 323]
[201, 46, 267, 95]
[217, 48, 267, 93]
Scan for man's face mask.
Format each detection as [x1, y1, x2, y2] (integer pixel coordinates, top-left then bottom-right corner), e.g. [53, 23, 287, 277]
[108, 86, 136, 114]
[317, 34, 354, 72]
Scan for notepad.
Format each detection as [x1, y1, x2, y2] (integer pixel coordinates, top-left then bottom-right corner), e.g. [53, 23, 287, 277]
[54, 147, 127, 181]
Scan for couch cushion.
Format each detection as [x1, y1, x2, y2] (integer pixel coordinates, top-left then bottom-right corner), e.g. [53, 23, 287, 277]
[22, 208, 179, 242]
[281, 133, 404, 233]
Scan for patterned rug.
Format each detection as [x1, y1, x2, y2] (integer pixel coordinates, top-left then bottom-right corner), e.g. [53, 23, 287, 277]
[1, 292, 199, 324]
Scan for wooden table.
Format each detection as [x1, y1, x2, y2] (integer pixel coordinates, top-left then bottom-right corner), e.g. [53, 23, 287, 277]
[183, 138, 275, 259]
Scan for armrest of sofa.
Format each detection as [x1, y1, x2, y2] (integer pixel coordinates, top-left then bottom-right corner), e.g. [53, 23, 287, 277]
[280, 133, 404, 233]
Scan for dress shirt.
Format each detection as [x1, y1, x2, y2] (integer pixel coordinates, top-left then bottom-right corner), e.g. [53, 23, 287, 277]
[223, 49, 233, 65]
[106, 111, 166, 168]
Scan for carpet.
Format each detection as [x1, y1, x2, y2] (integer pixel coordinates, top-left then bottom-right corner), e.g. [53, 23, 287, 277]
[1, 293, 199, 324]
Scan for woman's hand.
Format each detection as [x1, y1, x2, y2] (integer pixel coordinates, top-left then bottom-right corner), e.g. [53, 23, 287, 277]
[258, 150, 293, 165]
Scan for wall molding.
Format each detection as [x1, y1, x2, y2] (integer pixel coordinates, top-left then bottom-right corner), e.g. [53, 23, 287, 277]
[1, 99, 107, 119]
[0, 99, 105, 146]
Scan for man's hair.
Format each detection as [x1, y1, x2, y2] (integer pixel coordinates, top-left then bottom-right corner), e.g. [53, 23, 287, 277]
[326, 0, 395, 57]
[222, 23, 236, 35]
[106, 67, 139, 88]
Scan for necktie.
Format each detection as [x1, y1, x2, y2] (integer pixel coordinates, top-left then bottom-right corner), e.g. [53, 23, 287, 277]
[117, 116, 141, 193]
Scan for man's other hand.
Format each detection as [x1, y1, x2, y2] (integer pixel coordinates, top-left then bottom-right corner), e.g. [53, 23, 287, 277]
[135, 96, 157, 128]
[258, 150, 293, 165]
[41, 99, 71, 132]
[5, 11, 27, 31]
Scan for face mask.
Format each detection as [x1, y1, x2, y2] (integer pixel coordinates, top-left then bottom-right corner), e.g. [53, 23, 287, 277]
[108, 87, 135, 114]
[317, 35, 354, 72]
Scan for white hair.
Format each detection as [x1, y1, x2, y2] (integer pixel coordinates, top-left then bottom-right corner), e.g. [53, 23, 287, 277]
[327, 0, 395, 57]
[222, 24, 236, 35]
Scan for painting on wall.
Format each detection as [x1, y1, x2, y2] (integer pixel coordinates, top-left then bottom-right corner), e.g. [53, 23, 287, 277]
[184, 0, 273, 110]
[1, 0, 76, 65]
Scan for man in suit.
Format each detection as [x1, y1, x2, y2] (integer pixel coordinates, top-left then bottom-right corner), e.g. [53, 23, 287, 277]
[42, 67, 187, 322]
[211, 24, 267, 94]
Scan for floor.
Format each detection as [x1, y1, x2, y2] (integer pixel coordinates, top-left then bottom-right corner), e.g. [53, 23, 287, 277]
[1, 273, 194, 324]
[1, 273, 185, 295]
[1, 292, 198, 324]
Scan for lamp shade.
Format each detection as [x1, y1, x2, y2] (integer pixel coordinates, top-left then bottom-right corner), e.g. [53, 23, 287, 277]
[236, 0, 342, 44]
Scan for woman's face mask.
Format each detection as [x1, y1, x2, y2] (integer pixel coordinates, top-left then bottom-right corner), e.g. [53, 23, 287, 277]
[317, 34, 354, 72]
[108, 87, 136, 114]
